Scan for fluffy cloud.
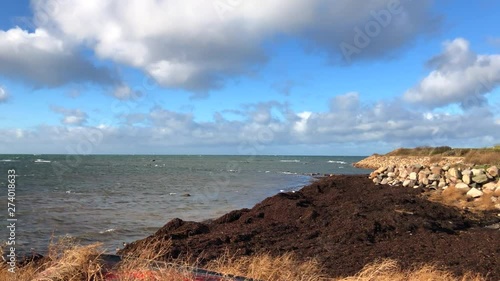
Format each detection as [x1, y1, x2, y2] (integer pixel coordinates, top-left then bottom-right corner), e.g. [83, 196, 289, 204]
[0, 27, 118, 87]
[0, 86, 8, 103]
[32, 0, 439, 92]
[113, 85, 144, 100]
[2, 93, 499, 154]
[404, 38, 500, 108]
[50, 106, 88, 126]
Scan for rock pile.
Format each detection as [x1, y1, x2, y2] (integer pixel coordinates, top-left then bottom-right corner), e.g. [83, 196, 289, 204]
[354, 154, 466, 169]
[369, 165, 500, 209]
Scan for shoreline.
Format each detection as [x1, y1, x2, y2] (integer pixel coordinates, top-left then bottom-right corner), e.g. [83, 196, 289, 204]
[119, 174, 500, 280]
[6, 173, 500, 280]
[352, 154, 468, 169]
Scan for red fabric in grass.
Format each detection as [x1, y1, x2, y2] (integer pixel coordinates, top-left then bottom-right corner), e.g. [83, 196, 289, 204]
[105, 270, 225, 281]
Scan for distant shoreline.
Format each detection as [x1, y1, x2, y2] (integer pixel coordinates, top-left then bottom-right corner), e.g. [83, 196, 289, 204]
[353, 146, 500, 169]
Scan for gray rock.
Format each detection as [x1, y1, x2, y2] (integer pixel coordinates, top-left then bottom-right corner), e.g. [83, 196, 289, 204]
[409, 172, 417, 180]
[387, 172, 396, 178]
[402, 179, 411, 187]
[438, 180, 446, 188]
[463, 174, 471, 185]
[381, 178, 389, 185]
[467, 188, 483, 198]
[472, 174, 488, 184]
[412, 165, 423, 172]
[428, 174, 441, 181]
[462, 169, 472, 176]
[442, 165, 450, 171]
[448, 168, 461, 179]
[373, 178, 380, 184]
[471, 168, 484, 176]
[455, 183, 470, 190]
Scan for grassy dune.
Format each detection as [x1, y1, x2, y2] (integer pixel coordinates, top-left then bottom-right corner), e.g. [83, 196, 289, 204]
[386, 146, 500, 166]
[1, 240, 487, 281]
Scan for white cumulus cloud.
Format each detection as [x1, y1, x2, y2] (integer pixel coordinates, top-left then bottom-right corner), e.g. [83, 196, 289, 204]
[0, 27, 118, 87]
[404, 38, 500, 108]
[113, 85, 144, 100]
[31, 0, 438, 92]
[2, 93, 499, 154]
[50, 106, 88, 126]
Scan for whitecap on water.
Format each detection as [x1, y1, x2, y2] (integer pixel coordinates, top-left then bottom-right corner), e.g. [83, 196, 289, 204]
[99, 228, 116, 234]
[279, 160, 301, 163]
[327, 160, 347, 164]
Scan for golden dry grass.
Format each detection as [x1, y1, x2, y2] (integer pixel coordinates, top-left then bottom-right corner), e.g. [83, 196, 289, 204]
[385, 146, 500, 166]
[436, 186, 468, 207]
[335, 259, 485, 281]
[207, 251, 326, 281]
[464, 150, 500, 166]
[0, 240, 489, 281]
[428, 185, 498, 211]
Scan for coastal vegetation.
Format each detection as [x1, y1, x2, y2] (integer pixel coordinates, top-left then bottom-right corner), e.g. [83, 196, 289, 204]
[385, 146, 500, 166]
[1, 239, 487, 281]
[3, 175, 496, 280]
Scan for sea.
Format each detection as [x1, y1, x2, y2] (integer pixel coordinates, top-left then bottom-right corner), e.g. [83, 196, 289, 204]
[0, 155, 371, 254]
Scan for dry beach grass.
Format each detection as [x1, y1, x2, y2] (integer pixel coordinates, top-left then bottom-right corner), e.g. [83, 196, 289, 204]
[0, 241, 488, 281]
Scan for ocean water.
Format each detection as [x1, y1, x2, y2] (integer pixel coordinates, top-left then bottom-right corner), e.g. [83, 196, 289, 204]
[0, 155, 370, 254]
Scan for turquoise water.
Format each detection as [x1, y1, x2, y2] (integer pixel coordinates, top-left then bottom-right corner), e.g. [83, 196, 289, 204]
[0, 155, 370, 254]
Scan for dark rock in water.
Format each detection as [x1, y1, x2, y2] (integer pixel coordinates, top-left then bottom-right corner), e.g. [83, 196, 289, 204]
[182, 193, 191, 197]
[119, 175, 500, 279]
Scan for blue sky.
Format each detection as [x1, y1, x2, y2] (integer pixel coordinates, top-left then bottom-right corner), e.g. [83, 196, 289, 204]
[0, 0, 499, 155]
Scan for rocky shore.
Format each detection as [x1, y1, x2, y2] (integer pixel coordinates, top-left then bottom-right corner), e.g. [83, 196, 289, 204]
[120, 175, 500, 280]
[369, 165, 500, 210]
[353, 154, 466, 169]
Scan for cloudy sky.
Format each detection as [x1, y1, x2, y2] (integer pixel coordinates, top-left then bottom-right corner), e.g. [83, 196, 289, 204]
[0, 0, 499, 155]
